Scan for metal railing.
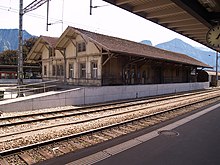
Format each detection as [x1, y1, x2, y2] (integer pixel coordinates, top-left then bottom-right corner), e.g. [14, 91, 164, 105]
[0, 80, 59, 100]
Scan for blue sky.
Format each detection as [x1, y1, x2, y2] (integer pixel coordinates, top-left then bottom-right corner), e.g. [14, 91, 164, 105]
[0, 0, 212, 49]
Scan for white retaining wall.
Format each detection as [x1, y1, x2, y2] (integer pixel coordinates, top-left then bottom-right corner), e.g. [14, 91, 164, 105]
[0, 82, 209, 112]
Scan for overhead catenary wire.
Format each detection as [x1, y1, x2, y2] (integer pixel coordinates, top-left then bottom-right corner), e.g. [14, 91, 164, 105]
[0, 5, 51, 20]
[0, 1, 120, 40]
[23, 0, 48, 14]
[0, 4, 112, 36]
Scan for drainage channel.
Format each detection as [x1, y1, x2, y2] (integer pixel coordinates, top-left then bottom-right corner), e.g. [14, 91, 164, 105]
[158, 130, 179, 136]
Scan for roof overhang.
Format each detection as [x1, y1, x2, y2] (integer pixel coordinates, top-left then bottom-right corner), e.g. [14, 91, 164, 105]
[110, 50, 212, 68]
[26, 36, 58, 63]
[56, 26, 78, 49]
[103, 0, 220, 52]
[56, 26, 109, 51]
[26, 37, 47, 63]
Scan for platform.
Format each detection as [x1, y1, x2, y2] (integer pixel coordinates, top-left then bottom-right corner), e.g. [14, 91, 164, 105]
[37, 101, 220, 165]
[93, 102, 220, 165]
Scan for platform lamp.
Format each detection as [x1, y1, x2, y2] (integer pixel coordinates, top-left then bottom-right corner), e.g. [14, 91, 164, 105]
[206, 24, 220, 87]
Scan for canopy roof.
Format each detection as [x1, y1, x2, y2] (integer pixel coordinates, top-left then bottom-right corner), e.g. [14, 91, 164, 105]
[103, 0, 220, 52]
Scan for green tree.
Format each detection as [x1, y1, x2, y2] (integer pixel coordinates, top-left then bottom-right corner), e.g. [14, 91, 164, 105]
[0, 50, 17, 65]
[0, 37, 38, 65]
[23, 37, 38, 62]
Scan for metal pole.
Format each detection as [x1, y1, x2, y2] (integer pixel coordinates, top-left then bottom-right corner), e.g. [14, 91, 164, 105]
[216, 51, 219, 87]
[90, 0, 92, 15]
[17, 0, 50, 97]
[84, 87, 85, 105]
[64, 54, 67, 85]
[18, 0, 23, 85]
[17, 0, 24, 97]
[46, 0, 49, 31]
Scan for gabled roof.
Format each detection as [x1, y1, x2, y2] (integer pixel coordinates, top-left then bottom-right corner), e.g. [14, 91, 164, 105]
[27, 26, 211, 68]
[26, 36, 58, 62]
[64, 26, 210, 68]
[40, 36, 58, 48]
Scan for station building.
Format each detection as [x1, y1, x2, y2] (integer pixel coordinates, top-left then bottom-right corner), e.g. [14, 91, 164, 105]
[26, 26, 210, 86]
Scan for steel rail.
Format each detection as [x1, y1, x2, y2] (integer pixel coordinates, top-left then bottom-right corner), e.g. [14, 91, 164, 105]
[0, 91, 216, 129]
[1, 92, 214, 139]
[0, 89, 217, 126]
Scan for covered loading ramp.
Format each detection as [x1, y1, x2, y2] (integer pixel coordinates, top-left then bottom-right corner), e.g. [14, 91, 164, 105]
[102, 0, 220, 51]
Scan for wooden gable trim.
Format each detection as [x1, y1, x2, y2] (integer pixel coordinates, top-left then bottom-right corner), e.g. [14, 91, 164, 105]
[57, 48, 66, 57]
[69, 39, 76, 47]
[102, 53, 117, 66]
[74, 31, 89, 44]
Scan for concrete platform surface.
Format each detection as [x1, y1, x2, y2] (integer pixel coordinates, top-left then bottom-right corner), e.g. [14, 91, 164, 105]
[94, 103, 220, 165]
[37, 101, 220, 165]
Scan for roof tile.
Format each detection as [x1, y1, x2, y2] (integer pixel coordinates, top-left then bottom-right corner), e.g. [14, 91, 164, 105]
[40, 35, 59, 48]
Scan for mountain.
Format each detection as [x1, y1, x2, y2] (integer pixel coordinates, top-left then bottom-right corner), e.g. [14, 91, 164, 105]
[140, 40, 152, 46]
[154, 38, 216, 69]
[195, 46, 214, 52]
[0, 29, 33, 52]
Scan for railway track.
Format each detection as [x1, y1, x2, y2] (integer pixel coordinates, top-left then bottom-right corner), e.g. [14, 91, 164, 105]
[0, 89, 219, 140]
[0, 89, 220, 165]
[0, 88, 217, 126]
